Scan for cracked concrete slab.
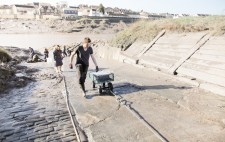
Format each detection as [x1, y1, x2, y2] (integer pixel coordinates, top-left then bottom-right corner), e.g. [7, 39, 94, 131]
[63, 57, 225, 142]
[64, 63, 161, 142]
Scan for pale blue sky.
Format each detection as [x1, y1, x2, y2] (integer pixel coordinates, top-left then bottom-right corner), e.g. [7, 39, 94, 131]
[0, 0, 224, 15]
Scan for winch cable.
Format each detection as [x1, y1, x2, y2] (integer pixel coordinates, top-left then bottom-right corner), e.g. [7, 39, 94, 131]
[110, 90, 169, 142]
[62, 75, 88, 142]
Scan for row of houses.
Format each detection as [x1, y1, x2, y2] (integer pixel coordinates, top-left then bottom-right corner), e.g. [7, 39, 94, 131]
[0, 3, 56, 16]
[0, 2, 211, 20]
[0, 2, 169, 19]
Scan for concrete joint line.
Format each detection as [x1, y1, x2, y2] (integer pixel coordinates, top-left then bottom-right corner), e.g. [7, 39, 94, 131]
[83, 114, 114, 129]
[110, 91, 169, 142]
[168, 33, 211, 75]
[137, 30, 166, 58]
[62, 76, 88, 142]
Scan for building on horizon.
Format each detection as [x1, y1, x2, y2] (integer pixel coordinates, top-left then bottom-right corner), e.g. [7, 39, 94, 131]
[0, 5, 13, 15]
[62, 7, 78, 19]
[12, 5, 35, 15]
[0, 2, 172, 20]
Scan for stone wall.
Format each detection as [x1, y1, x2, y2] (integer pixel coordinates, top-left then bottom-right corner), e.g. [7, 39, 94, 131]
[177, 36, 225, 89]
[96, 32, 225, 96]
[139, 32, 207, 71]
[0, 14, 141, 23]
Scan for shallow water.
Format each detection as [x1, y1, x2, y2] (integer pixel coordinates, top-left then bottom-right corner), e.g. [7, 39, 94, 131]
[0, 33, 113, 50]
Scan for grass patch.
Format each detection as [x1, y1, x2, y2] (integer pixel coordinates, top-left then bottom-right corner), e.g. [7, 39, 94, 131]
[110, 16, 225, 49]
[0, 48, 12, 63]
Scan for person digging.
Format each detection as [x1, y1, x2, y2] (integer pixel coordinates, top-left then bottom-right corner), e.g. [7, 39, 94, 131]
[70, 37, 99, 97]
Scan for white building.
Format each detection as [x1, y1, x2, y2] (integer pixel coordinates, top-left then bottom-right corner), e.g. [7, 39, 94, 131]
[127, 13, 140, 18]
[192, 14, 210, 17]
[140, 11, 149, 19]
[89, 9, 101, 17]
[0, 5, 13, 15]
[34, 3, 56, 15]
[56, 1, 68, 9]
[12, 5, 35, 15]
[173, 13, 190, 19]
[106, 12, 127, 17]
[78, 8, 90, 16]
[62, 7, 78, 19]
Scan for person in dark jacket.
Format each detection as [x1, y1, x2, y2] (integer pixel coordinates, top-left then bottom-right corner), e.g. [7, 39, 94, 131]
[44, 48, 49, 61]
[53, 45, 64, 74]
[63, 46, 67, 57]
[70, 37, 99, 97]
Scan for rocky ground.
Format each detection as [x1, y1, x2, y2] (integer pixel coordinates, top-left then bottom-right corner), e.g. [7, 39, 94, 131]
[0, 46, 45, 93]
[0, 47, 32, 93]
[0, 19, 127, 34]
[0, 47, 77, 142]
[0, 85, 76, 142]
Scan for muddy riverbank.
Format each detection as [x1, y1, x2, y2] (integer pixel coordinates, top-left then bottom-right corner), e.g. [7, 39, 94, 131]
[0, 33, 113, 50]
[0, 60, 77, 142]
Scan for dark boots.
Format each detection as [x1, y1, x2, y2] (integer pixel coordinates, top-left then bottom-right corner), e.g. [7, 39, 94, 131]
[80, 83, 86, 97]
[80, 83, 85, 92]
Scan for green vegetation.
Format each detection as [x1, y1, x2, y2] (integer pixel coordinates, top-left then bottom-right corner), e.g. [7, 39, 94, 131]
[99, 4, 105, 15]
[0, 48, 12, 63]
[110, 16, 225, 49]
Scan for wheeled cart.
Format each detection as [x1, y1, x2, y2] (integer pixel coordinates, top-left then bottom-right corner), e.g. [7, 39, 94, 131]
[89, 71, 114, 94]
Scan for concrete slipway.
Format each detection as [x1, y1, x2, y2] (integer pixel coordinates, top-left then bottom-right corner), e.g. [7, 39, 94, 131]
[96, 31, 225, 97]
[59, 31, 225, 142]
[62, 56, 225, 141]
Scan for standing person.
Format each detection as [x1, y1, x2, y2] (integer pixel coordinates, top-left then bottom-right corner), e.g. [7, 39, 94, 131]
[63, 46, 67, 57]
[67, 48, 72, 56]
[29, 47, 35, 59]
[70, 37, 99, 97]
[44, 48, 49, 61]
[53, 45, 64, 74]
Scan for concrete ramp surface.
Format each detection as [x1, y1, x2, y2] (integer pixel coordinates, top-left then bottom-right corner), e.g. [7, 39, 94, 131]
[62, 57, 225, 142]
[139, 32, 207, 71]
[64, 70, 161, 142]
[177, 36, 225, 95]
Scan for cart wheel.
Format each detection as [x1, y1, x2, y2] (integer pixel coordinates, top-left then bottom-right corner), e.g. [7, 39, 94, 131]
[93, 81, 96, 88]
[108, 82, 113, 92]
[99, 86, 103, 94]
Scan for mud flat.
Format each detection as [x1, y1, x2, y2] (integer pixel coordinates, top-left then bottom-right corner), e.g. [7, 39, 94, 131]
[0, 33, 114, 50]
[0, 60, 77, 142]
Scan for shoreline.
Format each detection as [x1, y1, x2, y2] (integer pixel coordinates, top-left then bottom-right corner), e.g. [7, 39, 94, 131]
[0, 59, 77, 141]
[0, 33, 113, 50]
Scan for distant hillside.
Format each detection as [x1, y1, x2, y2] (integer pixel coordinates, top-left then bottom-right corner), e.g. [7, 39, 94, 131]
[0, 18, 127, 34]
[110, 16, 225, 49]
